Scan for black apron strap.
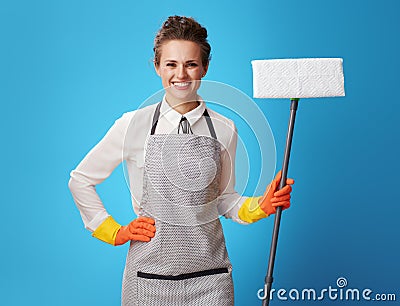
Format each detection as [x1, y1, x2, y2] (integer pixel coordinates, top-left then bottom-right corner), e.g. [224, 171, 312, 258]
[150, 102, 162, 135]
[203, 108, 217, 140]
[150, 101, 217, 140]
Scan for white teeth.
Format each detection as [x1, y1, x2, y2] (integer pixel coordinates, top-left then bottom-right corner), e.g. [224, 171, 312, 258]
[173, 82, 190, 87]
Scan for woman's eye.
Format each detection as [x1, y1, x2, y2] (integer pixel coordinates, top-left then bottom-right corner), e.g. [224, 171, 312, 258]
[166, 63, 176, 67]
[187, 63, 198, 67]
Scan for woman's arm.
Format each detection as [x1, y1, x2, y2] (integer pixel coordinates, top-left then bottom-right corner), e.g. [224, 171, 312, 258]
[68, 112, 132, 232]
[217, 120, 250, 224]
[218, 120, 294, 224]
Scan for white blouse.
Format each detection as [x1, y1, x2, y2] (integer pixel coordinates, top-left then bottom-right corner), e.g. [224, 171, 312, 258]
[69, 97, 249, 232]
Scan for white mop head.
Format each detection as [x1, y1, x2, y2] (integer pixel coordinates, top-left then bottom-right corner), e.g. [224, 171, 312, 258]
[251, 58, 345, 98]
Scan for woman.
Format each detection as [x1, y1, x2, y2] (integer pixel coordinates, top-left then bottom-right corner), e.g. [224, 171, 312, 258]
[69, 15, 294, 306]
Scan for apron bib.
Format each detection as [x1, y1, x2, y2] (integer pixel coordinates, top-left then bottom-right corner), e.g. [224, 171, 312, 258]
[121, 103, 234, 305]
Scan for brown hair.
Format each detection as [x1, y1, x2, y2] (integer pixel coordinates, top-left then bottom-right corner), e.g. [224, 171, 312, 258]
[153, 16, 211, 68]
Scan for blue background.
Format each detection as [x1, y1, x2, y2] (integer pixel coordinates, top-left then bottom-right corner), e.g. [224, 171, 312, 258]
[1, 0, 399, 305]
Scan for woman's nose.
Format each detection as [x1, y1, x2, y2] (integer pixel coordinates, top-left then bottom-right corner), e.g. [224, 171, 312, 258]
[177, 65, 188, 79]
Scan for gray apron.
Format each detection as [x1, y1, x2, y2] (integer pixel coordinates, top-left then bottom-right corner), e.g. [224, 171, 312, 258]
[122, 102, 234, 305]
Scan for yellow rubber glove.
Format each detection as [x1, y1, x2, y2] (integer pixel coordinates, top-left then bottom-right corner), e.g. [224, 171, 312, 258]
[238, 170, 294, 223]
[92, 216, 156, 246]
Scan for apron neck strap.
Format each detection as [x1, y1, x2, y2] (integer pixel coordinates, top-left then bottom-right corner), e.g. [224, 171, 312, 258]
[203, 108, 217, 140]
[150, 102, 162, 135]
[150, 102, 217, 139]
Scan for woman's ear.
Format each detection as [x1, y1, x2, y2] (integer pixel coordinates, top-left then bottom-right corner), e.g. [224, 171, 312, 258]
[154, 62, 161, 76]
[202, 62, 209, 77]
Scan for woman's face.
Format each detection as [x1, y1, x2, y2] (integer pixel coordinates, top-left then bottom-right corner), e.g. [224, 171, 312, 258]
[155, 40, 208, 106]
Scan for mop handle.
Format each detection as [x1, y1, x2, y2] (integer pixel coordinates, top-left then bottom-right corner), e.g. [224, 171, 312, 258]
[262, 98, 299, 306]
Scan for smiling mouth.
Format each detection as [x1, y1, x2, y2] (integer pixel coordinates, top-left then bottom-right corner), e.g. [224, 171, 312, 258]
[172, 81, 191, 88]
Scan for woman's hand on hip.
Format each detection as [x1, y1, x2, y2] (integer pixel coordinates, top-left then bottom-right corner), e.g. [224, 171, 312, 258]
[115, 217, 156, 246]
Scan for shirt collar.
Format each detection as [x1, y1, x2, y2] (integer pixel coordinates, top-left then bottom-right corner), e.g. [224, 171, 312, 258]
[160, 95, 206, 127]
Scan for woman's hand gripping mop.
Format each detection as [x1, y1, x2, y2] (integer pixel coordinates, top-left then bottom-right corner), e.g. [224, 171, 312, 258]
[251, 58, 346, 306]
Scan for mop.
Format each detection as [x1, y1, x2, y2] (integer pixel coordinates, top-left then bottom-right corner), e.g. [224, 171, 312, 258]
[251, 58, 345, 306]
